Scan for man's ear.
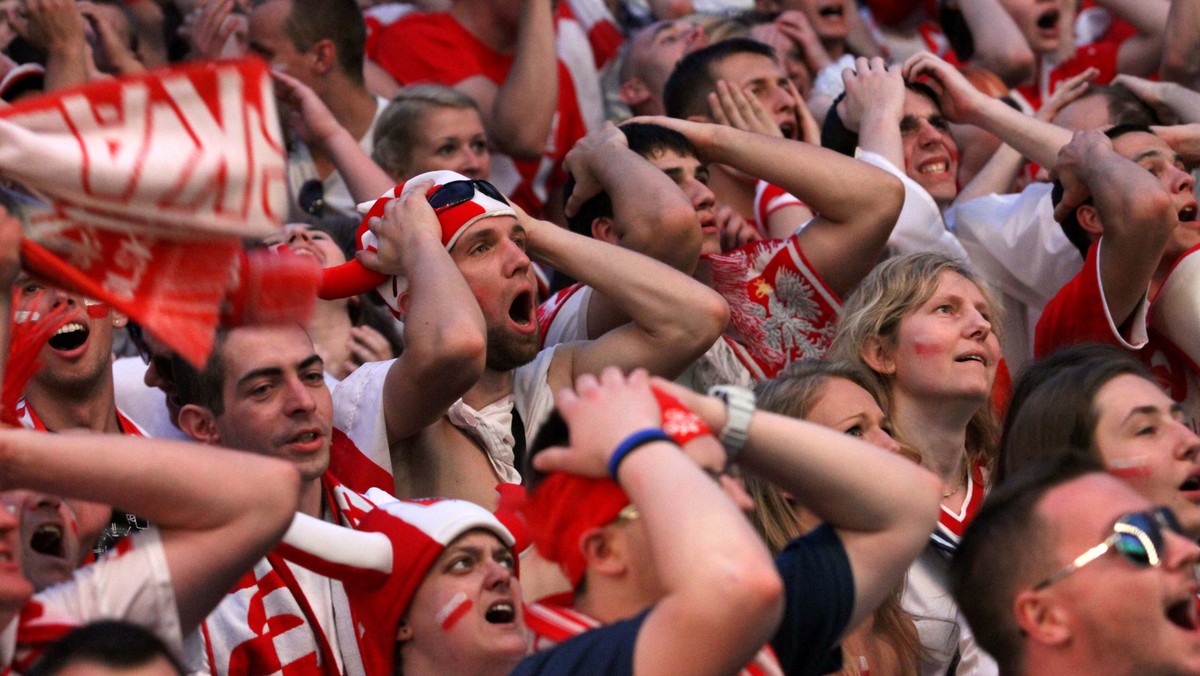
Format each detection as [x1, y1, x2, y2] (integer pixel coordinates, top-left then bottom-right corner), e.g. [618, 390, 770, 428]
[861, 336, 897, 376]
[619, 77, 651, 107]
[310, 38, 336, 76]
[1014, 588, 1072, 648]
[591, 217, 618, 245]
[177, 404, 221, 445]
[111, 310, 128, 329]
[1076, 204, 1103, 239]
[579, 526, 626, 577]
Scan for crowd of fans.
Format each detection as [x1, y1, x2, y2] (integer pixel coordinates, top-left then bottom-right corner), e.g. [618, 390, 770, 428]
[0, 0, 1199, 673]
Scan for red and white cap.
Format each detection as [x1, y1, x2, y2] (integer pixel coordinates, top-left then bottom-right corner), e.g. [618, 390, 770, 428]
[278, 491, 515, 676]
[318, 170, 515, 318]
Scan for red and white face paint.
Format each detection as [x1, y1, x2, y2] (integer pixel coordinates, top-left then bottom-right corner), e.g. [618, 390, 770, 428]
[435, 591, 474, 632]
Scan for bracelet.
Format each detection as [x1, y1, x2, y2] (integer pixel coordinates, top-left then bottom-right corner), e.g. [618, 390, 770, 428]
[607, 428, 673, 480]
[707, 385, 756, 462]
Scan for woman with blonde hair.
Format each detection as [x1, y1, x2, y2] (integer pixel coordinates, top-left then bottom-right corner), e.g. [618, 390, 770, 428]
[750, 359, 921, 676]
[830, 251, 1002, 675]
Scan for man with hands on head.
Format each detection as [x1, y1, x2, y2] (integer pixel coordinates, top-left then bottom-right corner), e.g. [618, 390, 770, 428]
[513, 367, 785, 676]
[517, 366, 941, 675]
[662, 38, 816, 240]
[334, 152, 729, 509]
[543, 115, 903, 388]
[1036, 124, 1200, 430]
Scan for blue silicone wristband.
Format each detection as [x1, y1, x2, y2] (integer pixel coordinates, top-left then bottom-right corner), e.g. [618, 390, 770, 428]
[607, 428, 673, 480]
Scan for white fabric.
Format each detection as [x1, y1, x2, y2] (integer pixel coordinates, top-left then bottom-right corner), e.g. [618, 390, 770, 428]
[542, 285, 593, 347]
[287, 96, 389, 219]
[903, 547, 998, 676]
[331, 359, 398, 481]
[512, 345, 559, 451]
[189, 494, 366, 676]
[538, 283, 755, 392]
[333, 346, 560, 485]
[111, 356, 189, 441]
[856, 151, 970, 263]
[1, 528, 180, 671]
[948, 182, 1085, 371]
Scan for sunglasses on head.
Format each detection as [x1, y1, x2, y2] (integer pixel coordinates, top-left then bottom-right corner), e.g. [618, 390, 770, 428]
[427, 180, 507, 212]
[1034, 507, 1183, 590]
[299, 179, 326, 217]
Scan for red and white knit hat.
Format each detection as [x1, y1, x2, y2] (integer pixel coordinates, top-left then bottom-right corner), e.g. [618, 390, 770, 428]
[278, 491, 516, 676]
[318, 170, 515, 318]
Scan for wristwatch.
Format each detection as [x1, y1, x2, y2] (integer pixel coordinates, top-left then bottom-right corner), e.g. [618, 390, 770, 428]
[707, 385, 756, 462]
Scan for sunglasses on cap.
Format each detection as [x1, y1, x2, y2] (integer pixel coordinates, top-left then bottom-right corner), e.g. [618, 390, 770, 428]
[427, 179, 508, 212]
[1033, 507, 1183, 590]
[299, 179, 326, 217]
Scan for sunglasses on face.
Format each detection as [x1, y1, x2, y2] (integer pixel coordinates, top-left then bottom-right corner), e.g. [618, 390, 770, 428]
[427, 179, 508, 212]
[1034, 507, 1184, 590]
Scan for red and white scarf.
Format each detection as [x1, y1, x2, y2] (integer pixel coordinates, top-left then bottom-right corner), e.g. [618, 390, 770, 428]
[2, 60, 316, 367]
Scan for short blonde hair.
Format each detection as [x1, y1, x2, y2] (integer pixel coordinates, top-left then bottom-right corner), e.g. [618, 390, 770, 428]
[372, 85, 484, 181]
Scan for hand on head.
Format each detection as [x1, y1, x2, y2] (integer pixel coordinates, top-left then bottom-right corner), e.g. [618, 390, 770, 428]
[532, 368, 662, 479]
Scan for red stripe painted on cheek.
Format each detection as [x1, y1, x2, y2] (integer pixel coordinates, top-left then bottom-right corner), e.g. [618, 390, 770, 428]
[437, 594, 473, 632]
[912, 336, 943, 356]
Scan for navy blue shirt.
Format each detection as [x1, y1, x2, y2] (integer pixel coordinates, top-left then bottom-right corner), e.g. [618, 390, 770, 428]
[512, 525, 853, 675]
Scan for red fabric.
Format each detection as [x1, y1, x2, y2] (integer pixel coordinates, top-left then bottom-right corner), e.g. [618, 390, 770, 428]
[1036, 242, 1199, 423]
[325, 428, 395, 496]
[3, 60, 297, 367]
[518, 384, 715, 586]
[522, 473, 627, 587]
[1015, 41, 1120, 111]
[536, 282, 585, 349]
[556, 0, 623, 69]
[368, 13, 590, 216]
[864, 0, 935, 26]
[2, 291, 70, 425]
[704, 236, 842, 378]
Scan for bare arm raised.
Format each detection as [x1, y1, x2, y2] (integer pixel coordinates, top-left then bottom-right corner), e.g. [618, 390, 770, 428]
[903, 51, 1072, 169]
[1052, 129, 1177, 327]
[530, 368, 783, 676]
[456, 0, 557, 160]
[0, 428, 300, 634]
[518, 147, 728, 387]
[650, 376, 940, 633]
[272, 71, 393, 204]
[631, 114, 904, 298]
[362, 183, 488, 448]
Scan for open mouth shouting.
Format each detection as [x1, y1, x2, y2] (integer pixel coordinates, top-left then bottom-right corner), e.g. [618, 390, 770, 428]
[1179, 467, 1200, 500]
[507, 289, 536, 334]
[29, 521, 66, 560]
[816, 1, 845, 20]
[1034, 7, 1060, 41]
[1179, 204, 1198, 223]
[47, 321, 90, 357]
[484, 600, 517, 625]
[1165, 591, 1200, 632]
